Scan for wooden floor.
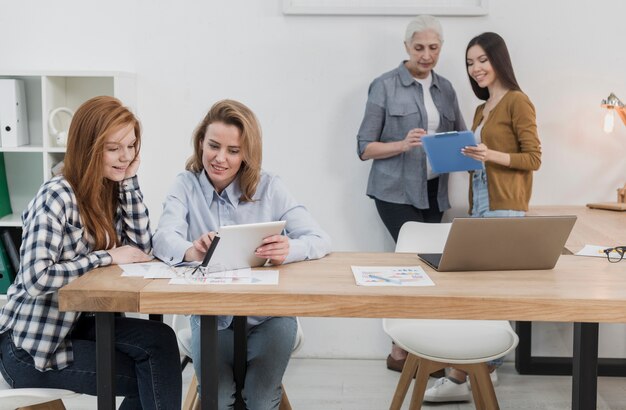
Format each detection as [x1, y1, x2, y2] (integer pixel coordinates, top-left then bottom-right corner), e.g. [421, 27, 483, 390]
[61, 359, 626, 409]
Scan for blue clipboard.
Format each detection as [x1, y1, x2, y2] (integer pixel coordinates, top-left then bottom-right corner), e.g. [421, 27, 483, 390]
[421, 131, 483, 173]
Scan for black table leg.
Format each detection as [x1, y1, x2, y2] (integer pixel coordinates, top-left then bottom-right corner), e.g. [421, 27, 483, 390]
[95, 312, 115, 410]
[233, 316, 248, 410]
[148, 314, 163, 322]
[201, 316, 218, 410]
[515, 321, 626, 376]
[572, 322, 599, 410]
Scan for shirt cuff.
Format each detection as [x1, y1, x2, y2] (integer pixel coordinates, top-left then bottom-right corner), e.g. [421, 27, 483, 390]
[92, 250, 113, 267]
[120, 175, 140, 192]
[283, 239, 306, 265]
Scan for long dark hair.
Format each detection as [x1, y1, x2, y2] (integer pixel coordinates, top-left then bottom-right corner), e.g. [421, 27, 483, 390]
[465, 32, 521, 101]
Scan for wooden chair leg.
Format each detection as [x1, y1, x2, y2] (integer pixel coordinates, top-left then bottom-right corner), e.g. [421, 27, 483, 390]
[468, 371, 485, 410]
[457, 362, 499, 410]
[18, 399, 67, 410]
[183, 373, 200, 410]
[389, 353, 419, 410]
[408, 359, 446, 410]
[279, 383, 292, 410]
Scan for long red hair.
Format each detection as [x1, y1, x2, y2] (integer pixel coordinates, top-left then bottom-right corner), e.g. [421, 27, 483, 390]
[63, 96, 141, 249]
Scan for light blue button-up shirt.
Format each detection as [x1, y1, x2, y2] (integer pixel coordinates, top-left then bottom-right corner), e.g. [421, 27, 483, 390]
[153, 170, 331, 329]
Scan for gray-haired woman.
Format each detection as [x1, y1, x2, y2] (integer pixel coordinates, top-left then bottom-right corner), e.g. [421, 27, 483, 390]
[356, 15, 466, 374]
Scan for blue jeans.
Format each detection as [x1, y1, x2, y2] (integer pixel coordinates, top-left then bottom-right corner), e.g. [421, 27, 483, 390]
[190, 315, 297, 410]
[471, 169, 525, 218]
[471, 169, 523, 368]
[0, 316, 182, 410]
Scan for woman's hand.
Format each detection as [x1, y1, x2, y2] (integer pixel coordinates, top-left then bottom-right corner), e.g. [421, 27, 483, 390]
[461, 143, 490, 162]
[108, 245, 153, 264]
[402, 128, 426, 152]
[256, 234, 290, 265]
[125, 153, 141, 179]
[184, 232, 218, 262]
[462, 143, 511, 166]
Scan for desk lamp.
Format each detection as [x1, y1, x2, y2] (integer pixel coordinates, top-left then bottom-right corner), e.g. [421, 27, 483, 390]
[586, 93, 626, 211]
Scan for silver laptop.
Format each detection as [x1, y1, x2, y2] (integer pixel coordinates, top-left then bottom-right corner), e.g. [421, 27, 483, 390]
[418, 216, 577, 272]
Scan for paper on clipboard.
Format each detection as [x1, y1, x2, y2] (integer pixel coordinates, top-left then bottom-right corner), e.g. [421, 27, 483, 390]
[421, 131, 483, 173]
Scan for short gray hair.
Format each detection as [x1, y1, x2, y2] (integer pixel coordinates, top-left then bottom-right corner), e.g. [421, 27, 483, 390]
[404, 15, 443, 44]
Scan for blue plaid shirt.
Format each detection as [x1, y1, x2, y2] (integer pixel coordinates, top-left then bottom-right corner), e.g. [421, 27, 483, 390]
[0, 175, 151, 371]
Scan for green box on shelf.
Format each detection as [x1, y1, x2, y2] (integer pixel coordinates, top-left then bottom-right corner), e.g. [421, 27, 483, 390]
[0, 240, 15, 294]
[0, 153, 12, 219]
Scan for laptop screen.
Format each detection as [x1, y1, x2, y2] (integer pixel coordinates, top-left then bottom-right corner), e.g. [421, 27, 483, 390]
[418, 216, 576, 272]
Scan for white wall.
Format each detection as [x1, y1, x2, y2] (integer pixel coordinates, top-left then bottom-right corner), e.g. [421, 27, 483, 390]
[2, 0, 626, 358]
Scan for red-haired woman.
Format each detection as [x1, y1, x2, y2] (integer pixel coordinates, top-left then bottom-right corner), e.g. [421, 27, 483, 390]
[0, 96, 182, 409]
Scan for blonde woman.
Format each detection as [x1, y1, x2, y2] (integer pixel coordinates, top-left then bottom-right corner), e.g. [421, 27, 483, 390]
[153, 99, 331, 409]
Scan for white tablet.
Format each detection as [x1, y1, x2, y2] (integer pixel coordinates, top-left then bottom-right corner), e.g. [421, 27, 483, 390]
[206, 220, 287, 271]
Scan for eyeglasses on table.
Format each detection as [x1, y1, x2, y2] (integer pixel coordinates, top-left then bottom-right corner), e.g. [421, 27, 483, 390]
[603, 246, 626, 263]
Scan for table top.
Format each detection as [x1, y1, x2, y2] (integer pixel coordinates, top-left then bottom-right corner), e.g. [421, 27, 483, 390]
[58, 265, 150, 313]
[530, 206, 626, 253]
[60, 252, 626, 323]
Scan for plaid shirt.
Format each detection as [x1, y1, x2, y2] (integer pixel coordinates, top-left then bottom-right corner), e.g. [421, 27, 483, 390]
[0, 175, 151, 371]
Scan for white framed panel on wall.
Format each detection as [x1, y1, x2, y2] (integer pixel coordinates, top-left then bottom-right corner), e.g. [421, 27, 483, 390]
[282, 0, 488, 16]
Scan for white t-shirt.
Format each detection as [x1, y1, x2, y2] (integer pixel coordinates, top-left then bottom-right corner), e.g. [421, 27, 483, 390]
[414, 73, 440, 180]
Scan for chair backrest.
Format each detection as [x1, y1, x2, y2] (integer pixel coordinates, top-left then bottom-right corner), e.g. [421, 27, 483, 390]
[395, 221, 451, 253]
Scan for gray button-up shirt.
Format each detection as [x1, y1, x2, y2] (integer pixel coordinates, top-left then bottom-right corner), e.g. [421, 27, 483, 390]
[357, 62, 466, 211]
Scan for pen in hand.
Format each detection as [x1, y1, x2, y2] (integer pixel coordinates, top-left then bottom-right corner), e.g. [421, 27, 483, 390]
[190, 235, 221, 276]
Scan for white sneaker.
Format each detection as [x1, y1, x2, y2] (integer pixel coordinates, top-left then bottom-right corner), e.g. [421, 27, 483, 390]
[467, 369, 499, 390]
[423, 377, 471, 402]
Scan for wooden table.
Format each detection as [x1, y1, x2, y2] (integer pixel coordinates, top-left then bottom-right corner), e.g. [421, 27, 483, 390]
[530, 205, 626, 253]
[60, 251, 626, 410]
[517, 206, 626, 379]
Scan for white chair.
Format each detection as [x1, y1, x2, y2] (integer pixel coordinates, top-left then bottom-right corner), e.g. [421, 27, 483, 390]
[383, 221, 519, 410]
[173, 315, 303, 410]
[0, 374, 79, 410]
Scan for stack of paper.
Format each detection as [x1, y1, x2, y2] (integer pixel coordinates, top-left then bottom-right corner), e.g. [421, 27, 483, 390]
[118, 261, 279, 285]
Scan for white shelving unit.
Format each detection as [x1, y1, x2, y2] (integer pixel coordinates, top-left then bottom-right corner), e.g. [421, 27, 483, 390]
[0, 71, 136, 227]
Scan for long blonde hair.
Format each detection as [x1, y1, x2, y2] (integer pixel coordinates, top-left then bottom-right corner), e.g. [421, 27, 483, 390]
[63, 96, 141, 249]
[186, 99, 262, 201]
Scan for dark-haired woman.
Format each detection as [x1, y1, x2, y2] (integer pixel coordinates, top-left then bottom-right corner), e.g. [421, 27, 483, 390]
[461, 32, 541, 218]
[424, 33, 541, 403]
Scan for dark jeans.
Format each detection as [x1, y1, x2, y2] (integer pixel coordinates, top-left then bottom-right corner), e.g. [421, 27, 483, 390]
[0, 316, 182, 410]
[374, 177, 443, 243]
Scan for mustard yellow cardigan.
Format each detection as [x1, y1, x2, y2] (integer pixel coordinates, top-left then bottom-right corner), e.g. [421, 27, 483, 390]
[469, 90, 542, 213]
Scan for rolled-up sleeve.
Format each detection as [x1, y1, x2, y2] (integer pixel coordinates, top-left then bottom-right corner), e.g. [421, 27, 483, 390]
[118, 175, 152, 253]
[357, 81, 387, 158]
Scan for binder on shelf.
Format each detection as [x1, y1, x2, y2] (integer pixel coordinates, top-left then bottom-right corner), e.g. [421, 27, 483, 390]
[1, 229, 19, 274]
[0, 153, 12, 218]
[0, 79, 30, 147]
[0, 239, 15, 294]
